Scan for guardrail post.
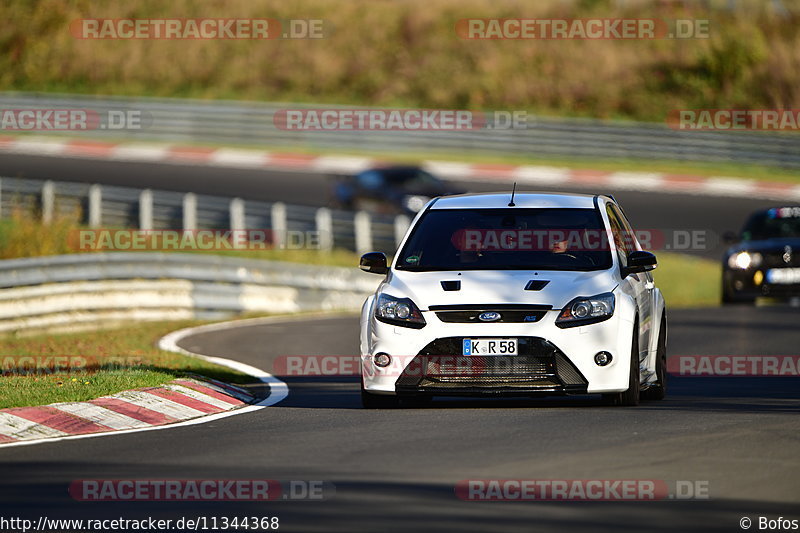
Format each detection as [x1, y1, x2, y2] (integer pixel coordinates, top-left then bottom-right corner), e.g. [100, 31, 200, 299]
[354, 211, 372, 255]
[394, 215, 410, 248]
[88, 185, 102, 228]
[315, 207, 333, 252]
[41, 181, 55, 224]
[229, 198, 245, 230]
[139, 189, 153, 230]
[271, 202, 286, 248]
[183, 193, 197, 229]
[229, 198, 246, 249]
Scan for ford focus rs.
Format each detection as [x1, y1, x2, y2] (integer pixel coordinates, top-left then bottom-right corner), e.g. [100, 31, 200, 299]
[358, 192, 667, 408]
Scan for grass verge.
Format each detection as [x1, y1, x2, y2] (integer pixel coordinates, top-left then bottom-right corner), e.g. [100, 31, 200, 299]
[0, 211, 358, 266]
[3, 0, 799, 123]
[0, 320, 255, 409]
[652, 253, 721, 308]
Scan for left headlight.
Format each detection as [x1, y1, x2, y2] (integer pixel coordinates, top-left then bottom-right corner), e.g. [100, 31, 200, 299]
[727, 251, 762, 270]
[555, 292, 615, 328]
[375, 293, 426, 329]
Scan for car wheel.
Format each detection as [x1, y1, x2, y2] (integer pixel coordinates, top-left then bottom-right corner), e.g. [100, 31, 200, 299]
[605, 326, 641, 407]
[643, 317, 667, 401]
[360, 381, 399, 409]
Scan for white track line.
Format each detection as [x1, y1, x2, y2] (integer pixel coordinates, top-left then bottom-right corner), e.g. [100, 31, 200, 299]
[0, 313, 341, 448]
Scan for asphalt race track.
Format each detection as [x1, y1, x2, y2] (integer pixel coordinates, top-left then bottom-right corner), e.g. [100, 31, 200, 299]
[1, 309, 799, 533]
[0, 152, 783, 259]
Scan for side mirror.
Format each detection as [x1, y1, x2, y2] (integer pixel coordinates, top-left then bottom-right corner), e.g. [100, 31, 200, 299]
[723, 231, 738, 245]
[360, 252, 388, 275]
[625, 250, 657, 275]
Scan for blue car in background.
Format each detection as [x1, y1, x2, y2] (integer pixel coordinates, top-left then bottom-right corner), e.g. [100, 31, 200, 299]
[333, 166, 463, 215]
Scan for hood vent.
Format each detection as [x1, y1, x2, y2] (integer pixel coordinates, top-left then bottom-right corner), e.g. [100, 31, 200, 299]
[524, 280, 550, 291]
[441, 280, 461, 291]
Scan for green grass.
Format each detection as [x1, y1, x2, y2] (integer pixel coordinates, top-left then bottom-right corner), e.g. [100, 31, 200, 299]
[0, 320, 254, 409]
[2, 0, 799, 124]
[653, 252, 721, 308]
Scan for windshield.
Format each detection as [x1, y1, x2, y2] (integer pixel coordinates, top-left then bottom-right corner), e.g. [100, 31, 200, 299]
[742, 207, 800, 241]
[396, 208, 613, 271]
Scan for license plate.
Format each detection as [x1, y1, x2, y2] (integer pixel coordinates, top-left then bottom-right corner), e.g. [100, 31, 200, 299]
[766, 268, 800, 285]
[463, 338, 518, 356]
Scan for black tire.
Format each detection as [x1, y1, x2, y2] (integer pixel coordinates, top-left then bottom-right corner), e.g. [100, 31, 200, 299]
[721, 281, 733, 304]
[360, 381, 399, 409]
[643, 316, 667, 401]
[604, 325, 641, 407]
[721, 280, 755, 305]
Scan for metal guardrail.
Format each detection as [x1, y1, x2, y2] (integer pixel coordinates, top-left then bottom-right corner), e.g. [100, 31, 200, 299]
[0, 176, 410, 256]
[2, 92, 799, 169]
[0, 253, 380, 333]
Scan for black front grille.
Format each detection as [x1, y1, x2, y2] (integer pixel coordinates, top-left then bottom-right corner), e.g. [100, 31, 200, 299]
[396, 337, 587, 395]
[762, 250, 800, 268]
[430, 304, 552, 324]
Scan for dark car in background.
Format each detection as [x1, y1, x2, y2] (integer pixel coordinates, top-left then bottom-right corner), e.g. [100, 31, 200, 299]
[332, 166, 462, 215]
[722, 206, 800, 303]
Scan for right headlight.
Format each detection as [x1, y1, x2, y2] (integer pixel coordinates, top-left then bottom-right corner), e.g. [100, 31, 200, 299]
[374, 293, 426, 329]
[555, 292, 615, 328]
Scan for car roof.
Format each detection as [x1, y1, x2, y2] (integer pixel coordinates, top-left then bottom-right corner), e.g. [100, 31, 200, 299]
[429, 192, 603, 210]
[359, 165, 423, 175]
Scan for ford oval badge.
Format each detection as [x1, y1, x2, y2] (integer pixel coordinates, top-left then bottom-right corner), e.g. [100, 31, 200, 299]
[478, 311, 501, 322]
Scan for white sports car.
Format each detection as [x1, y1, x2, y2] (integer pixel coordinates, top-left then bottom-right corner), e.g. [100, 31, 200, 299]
[359, 192, 667, 408]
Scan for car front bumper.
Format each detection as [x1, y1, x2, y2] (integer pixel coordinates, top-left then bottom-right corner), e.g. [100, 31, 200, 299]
[362, 309, 635, 396]
[724, 267, 800, 299]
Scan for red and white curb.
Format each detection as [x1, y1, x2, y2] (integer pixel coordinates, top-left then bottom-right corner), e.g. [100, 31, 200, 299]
[0, 378, 252, 445]
[0, 315, 301, 448]
[1, 135, 798, 201]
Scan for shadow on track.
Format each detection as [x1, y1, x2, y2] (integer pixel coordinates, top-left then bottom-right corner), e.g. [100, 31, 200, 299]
[272, 375, 800, 413]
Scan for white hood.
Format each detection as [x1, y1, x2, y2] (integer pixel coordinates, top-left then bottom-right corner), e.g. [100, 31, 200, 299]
[385, 269, 618, 310]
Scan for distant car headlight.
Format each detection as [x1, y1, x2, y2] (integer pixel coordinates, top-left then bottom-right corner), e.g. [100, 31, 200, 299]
[375, 294, 426, 329]
[402, 195, 430, 212]
[555, 292, 615, 328]
[728, 251, 762, 270]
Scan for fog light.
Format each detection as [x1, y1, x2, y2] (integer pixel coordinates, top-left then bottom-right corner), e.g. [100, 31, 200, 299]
[374, 353, 392, 367]
[594, 351, 612, 366]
